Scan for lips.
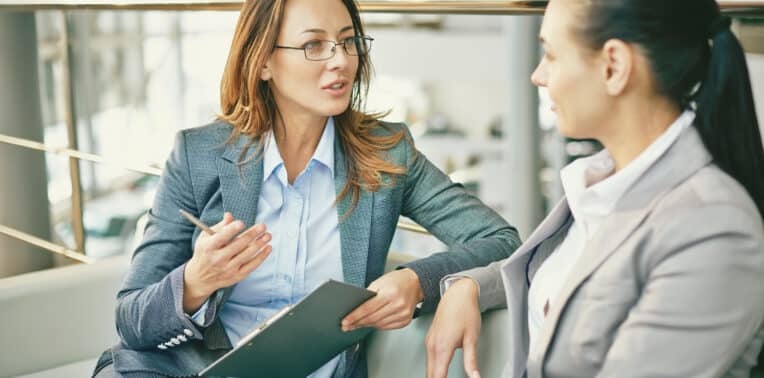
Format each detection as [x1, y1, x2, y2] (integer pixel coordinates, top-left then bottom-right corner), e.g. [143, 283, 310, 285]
[321, 79, 348, 90]
[321, 79, 350, 97]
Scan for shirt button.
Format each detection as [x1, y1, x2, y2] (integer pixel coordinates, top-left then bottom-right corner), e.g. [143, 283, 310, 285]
[170, 337, 180, 345]
[164, 341, 174, 348]
[178, 335, 188, 342]
[183, 329, 194, 337]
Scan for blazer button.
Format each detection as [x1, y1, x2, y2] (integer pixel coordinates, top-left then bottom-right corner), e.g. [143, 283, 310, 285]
[158, 344, 168, 350]
[170, 337, 180, 345]
[164, 341, 174, 348]
[178, 335, 188, 342]
[183, 328, 194, 337]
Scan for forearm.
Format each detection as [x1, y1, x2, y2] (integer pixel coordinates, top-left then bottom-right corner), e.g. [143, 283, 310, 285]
[440, 261, 509, 313]
[401, 236, 514, 313]
[116, 264, 207, 350]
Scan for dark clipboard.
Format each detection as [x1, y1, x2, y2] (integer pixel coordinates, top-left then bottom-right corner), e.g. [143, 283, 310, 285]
[199, 280, 376, 378]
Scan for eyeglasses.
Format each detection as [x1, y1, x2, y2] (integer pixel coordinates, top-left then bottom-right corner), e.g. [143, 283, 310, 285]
[275, 36, 374, 61]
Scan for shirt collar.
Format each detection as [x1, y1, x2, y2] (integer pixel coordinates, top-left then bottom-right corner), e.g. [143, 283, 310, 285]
[312, 116, 336, 175]
[262, 117, 336, 182]
[561, 109, 695, 226]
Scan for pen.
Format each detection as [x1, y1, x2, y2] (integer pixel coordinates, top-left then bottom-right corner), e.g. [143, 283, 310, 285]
[179, 209, 216, 235]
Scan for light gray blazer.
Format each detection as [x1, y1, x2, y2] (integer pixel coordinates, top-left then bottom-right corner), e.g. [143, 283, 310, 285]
[457, 126, 764, 377]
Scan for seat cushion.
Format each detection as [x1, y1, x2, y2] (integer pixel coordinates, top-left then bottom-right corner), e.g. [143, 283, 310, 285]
[15, 358, 98, 378]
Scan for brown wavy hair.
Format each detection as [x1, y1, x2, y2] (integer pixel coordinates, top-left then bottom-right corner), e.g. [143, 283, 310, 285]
[217, 0, 408, 216]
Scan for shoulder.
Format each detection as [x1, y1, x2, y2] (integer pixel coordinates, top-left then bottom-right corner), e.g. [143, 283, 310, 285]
[178, 120, 234, 150]
[160, 120, 239, 183]
[366, 120, 414, 165]
[643, 164, 763, 261]
[655, 164, 762, 230]
[368, 120, 410, 137]
[171, 120, 236, 162]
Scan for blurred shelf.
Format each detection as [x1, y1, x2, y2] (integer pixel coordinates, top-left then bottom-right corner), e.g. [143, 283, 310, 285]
[0, 1, 762, 16]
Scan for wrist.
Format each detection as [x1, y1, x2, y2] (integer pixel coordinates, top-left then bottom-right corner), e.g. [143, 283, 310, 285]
[183, 264, 213, 304]
[402, 268, 425, 302]
[452, 278, 479, 298]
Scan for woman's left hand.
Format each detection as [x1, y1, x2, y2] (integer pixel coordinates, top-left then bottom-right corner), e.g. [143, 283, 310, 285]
[341, 268, 425, 331]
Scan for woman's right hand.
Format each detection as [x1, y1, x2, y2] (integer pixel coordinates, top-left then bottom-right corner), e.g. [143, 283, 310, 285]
[425, 278, 482, 378]
[183, 212, 273, 313]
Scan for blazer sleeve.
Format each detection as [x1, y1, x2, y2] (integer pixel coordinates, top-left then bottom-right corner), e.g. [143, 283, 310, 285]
[597, 204, 764, 377]
[114, 130, 224, 350]
[397, 126, 521, 314]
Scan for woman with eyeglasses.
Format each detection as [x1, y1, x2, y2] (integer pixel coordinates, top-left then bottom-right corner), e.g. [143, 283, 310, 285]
[425, 1, 764, 377]
[92, 0, 519, 377]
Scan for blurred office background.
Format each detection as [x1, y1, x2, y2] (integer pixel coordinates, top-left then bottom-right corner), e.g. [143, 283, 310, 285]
[2, 9, 764, 277]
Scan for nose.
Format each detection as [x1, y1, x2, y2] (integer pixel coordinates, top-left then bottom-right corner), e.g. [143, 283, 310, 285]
[327, 44, 349, 71]
[531, 59, 547, 88]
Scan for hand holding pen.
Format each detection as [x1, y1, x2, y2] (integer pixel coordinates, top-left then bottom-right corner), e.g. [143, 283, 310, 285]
[180, 210, 273, 314]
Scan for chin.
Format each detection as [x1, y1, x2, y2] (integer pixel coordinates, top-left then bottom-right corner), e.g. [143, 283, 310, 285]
[556, 119, 585, 140]
[323, 102, 352, 116]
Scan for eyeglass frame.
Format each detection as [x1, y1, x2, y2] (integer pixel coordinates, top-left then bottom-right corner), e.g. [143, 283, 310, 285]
[274, 35, 374, 61]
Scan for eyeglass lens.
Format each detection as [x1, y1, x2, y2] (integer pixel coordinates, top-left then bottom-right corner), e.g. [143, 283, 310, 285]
[305, 37, 371, 60]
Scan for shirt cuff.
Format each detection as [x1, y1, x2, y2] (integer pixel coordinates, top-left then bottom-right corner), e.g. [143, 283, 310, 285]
[187, 299, 211, 326]
[440, 275, 481, 297]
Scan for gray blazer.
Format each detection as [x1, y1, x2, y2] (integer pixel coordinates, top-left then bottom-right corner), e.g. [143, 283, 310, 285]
[458, 126, 764, 377]
[105, 121, 520, 377]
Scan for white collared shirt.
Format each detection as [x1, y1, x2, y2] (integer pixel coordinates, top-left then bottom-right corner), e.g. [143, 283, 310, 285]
[527, 110, 696, 352]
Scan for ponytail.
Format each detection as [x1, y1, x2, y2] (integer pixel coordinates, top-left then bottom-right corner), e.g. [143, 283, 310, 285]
[575, 1, 764, 219]
[694, 18, 764, 218]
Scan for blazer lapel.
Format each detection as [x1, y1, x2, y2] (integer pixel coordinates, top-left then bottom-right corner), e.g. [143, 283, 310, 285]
[527, 127, 714, 376]
[208, 134, 263, 350]
[502, 198, 571, 267]
[216, 134, 264, 228]
[495, 198, 571, 378]
[334, 137, 373, 288]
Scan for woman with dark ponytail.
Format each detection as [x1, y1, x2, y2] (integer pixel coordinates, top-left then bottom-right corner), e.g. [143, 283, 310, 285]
[425, 1, 764, 377]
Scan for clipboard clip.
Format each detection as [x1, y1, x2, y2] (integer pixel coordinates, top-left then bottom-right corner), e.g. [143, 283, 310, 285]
[236, 305, 294, 348]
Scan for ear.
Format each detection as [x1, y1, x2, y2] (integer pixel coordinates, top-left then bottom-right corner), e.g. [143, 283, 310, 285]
[260, 57, 273, 81]
[600, 39, 633, 96]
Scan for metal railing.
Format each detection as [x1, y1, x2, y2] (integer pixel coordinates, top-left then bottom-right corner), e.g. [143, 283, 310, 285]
[0, 131, 430, 263]
[1, 0, 762, 263]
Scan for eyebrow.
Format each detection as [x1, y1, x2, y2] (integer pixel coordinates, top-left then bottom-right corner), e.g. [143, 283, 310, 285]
[301, 25, 355, 35]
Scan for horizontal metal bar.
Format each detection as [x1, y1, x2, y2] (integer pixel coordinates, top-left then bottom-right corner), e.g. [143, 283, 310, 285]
[396, 221, 429, 235]
[0, 133, 162, 176]
[0, 1, 761, 15]
[0, 223, 94, 264]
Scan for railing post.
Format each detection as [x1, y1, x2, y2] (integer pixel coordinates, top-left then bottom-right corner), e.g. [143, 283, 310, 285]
[60, 11, 87, 255]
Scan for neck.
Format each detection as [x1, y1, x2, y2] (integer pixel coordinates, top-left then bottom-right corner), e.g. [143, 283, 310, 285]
[272, 112, 329, 184]
[598, 97, 682, 172]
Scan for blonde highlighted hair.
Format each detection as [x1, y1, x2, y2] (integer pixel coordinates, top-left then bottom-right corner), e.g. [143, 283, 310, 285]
[217, 0, 408, 215]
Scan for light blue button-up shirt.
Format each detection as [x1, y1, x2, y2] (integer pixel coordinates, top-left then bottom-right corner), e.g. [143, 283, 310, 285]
[197, 118, 344, 377]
